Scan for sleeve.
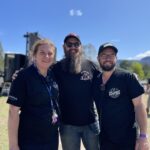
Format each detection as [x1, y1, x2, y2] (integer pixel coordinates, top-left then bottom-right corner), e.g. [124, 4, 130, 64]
[7, 71, 26, 107]
[51, 62, 61, 83]
[91, 75, 102, 117]
[90, 61, 101, 81]
[126, 73, 144, 99]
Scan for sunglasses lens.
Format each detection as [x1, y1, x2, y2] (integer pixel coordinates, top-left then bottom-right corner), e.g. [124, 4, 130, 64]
[66, 42, 80, 48]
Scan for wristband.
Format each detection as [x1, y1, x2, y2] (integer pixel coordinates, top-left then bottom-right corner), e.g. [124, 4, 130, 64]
[139, 133, 149, 139]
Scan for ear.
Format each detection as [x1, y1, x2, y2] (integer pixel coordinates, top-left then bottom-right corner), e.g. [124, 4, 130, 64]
[32, 55, 36, 63]
[115, 55, 118, 60]
[63, 44, 65, 51]
[97, 55, 99, 62]
[32, 58, 35, 63]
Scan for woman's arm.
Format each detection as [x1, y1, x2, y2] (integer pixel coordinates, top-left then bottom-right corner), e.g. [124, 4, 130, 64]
[8, 104, 20, 150]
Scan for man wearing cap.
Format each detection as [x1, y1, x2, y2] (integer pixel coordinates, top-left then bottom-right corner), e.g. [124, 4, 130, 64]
[52, 33, 100, 150]
[92, 43, 149, 150]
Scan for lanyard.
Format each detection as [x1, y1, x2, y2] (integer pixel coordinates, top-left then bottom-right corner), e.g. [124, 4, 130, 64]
[42, 77, 55, 112]
[41, 76, 58, 124]
[33, 64, 58, 124]
[33, 64, 55, 112]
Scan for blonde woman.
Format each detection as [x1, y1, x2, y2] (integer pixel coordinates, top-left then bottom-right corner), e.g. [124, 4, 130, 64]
[7, 39, 59, 150]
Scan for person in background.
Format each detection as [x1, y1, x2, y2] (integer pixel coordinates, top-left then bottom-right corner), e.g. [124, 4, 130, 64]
[146, 78, 150, 115]
[7, 39, 59, 150]
[92, 42, 149, 150]
[52, 33, 100, 150]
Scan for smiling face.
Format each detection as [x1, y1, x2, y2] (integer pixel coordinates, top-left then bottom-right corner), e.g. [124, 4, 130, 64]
[32, 40, 55, 71]
[62, 37, 83, 73]
[97, 48, 117, 71]
[63, 37, 82, 58]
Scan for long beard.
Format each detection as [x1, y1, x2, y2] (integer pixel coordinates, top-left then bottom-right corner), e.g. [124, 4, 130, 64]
[61, 52, 82, 74]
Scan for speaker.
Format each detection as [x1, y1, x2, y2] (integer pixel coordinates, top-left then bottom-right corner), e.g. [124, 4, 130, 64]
[4, 53, 26, 82]
[148, 78, 150, 84]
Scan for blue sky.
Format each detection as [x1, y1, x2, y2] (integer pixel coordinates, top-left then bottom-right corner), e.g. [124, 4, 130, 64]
[0, 0, 150, 60]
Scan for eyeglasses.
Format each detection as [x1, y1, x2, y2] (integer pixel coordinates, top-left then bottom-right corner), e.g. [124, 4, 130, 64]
[65, 42, 81, 48]
[100, 54, 116, 59]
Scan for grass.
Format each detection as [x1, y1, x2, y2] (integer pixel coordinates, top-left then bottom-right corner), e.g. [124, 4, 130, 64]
[0, 97, 9, 150]
[0, 96, 150, 150]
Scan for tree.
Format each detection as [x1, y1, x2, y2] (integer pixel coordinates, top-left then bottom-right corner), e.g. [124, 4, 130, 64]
[142, 64, 150, 79]
[83, 43, 97, 62]
[130, 62, 144, 79]
[119, 60, 132, 71]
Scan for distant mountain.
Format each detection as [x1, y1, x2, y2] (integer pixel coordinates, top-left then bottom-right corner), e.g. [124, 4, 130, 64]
[117, 59, 137, 65]
[117, 56, 150, 66]
[140, 56, 150, 65]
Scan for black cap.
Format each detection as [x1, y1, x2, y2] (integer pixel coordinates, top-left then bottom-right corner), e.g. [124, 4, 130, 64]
[98, 42, 118, 55]
[64, 33, 81, 44]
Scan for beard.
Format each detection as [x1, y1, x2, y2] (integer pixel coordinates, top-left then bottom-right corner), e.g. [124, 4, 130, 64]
[100, 62, 116, 71]
[61, 49, 82, 74]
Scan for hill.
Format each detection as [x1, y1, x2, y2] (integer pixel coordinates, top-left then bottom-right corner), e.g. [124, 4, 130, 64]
[140, 56, 150, 65]
[118, 56, 150, 66]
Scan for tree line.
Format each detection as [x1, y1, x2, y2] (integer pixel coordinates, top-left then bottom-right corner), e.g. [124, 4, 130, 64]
[119, 60, 150, 80]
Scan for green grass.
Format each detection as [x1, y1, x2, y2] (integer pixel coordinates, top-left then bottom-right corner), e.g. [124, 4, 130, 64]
[0, 97, 9, 150]
[0, 96, 150, 150]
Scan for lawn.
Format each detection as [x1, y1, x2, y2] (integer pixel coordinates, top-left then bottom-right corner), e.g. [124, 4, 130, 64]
[0, 96, 150, 150]
[0, 97, 9, 150]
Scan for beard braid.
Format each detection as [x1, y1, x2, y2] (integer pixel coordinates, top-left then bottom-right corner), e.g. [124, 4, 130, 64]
[61, 53, 82, 74]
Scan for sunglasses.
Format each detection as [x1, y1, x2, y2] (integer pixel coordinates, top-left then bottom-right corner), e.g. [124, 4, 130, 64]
[65, 42, 81, 48]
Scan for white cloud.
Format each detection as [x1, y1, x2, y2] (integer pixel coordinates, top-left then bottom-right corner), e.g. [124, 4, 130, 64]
[69, 9, 74, 16]
[69, 9, 83, 16]
[127, 50, 150, 60]
[76, 10, 83, 16]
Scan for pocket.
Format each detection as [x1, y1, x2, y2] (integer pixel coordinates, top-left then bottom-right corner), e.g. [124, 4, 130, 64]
[89, 120, 100, 135]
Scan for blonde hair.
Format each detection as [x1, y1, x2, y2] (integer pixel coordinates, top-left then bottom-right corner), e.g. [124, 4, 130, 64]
[29, 39, 56, 65]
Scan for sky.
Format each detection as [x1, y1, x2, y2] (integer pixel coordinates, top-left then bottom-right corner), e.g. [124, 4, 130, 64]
[0, 0, 150, 61]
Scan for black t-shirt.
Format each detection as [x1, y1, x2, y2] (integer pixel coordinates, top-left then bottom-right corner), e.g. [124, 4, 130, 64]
[52, 59, 99, 126]
[7, 65, 59, 144]
[92, 69, 144, 144]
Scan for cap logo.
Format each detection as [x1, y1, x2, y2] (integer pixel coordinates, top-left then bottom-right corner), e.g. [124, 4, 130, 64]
[103, 43, 113, 48]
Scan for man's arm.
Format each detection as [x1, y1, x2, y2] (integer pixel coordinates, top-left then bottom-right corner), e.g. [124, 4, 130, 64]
[132, 95, 149, 150]
[12, 69, 23, 81]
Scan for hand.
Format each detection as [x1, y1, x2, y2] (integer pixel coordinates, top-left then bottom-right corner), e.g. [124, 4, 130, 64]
[12, 68, 23, 81]
[135, 138, 150, 150]
[9, 144, 20, 150]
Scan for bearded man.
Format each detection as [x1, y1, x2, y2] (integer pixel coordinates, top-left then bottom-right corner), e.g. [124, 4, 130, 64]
[92, 43, 149, 150]
[52, 33, 100, 150]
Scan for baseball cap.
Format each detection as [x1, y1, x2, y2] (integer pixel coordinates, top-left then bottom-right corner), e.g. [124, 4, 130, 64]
[98, 42, 118, 55]
[64, 33, 81, 44]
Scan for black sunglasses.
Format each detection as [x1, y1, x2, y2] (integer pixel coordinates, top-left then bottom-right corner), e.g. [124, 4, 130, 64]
[65, 42, 81, 48]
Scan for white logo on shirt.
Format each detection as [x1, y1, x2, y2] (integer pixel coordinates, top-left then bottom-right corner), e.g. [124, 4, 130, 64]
[80, 71, 91, 80]
[109, 88, 120, 99]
